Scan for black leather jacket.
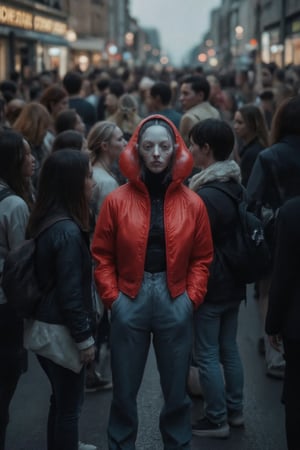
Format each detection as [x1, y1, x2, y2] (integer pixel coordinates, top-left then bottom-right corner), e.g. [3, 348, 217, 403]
[34, 217, 94, 345]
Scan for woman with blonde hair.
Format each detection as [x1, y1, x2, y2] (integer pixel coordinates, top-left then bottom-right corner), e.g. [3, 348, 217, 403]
[85, 121, 126, 393]
[107, 93, 142, 141]
[87, 121, 127, 214]
[13, 102, 52, 187]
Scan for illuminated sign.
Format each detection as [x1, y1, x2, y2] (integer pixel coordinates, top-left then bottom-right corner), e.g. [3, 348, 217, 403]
[0, 5, 67, 35]
[292, 20, 300, 34]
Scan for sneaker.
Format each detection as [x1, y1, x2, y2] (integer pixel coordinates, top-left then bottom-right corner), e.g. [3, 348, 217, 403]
[85, 371, 112, 392]
[78, 441, 97, 450]
[192, 417, 230, 438]
[228, 410, 244, 427]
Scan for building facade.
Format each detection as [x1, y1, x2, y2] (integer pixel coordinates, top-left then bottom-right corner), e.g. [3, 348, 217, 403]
[0, 0, 69, 79]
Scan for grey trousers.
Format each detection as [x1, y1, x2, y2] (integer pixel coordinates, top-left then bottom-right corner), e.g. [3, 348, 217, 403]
[108, 272, 193, 450]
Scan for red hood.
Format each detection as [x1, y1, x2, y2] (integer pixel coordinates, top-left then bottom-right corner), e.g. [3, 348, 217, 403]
[119, 114, 193, 185]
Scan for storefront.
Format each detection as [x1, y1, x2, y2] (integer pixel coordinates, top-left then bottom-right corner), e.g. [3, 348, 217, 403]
[0, 2, 69, 79]
[261, 15, 300, 67]
[285, 16, 300, 65]
[69, 37, 106, 71]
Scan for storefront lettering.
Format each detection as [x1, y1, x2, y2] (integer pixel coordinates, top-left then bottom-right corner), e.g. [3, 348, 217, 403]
[0, 5, 66, 36]
[34, 16, 67, 35]
[0, 6, 32, 29]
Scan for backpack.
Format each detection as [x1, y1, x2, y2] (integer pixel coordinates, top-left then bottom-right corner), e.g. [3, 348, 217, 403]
[207, 184, 271, 284]
[1, 216, 69, 318]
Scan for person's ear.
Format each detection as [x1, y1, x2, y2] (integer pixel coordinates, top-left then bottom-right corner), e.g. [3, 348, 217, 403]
[101, 141, 109, 152]
[203, 142, 211, 155]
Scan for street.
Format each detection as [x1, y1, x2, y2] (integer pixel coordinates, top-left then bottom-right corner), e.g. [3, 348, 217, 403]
[6, 285, 286, 450]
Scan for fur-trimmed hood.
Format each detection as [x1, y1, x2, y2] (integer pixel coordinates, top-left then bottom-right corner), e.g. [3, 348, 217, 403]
[189, 160, 241, 192]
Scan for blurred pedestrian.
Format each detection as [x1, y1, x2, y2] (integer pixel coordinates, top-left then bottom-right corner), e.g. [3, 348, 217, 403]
[55, 108, 86, 136]
[247, 94, 300, 380]
[233, 104, 269, 187]
[179, 75, 220, 146]
[62, 72, 97, 134]
[107, 93, 142, 141]
[0, 129, 34, 450]
[5, 99, 25, 127]
[13, 102, 52, 188]
[39, 84, 69, 151]
[85, 121, 127, 392]
[88, 121, 127, 214]
[145, 81, 182, 129]
[104, 80, 125, 118]
[52, 130, 87, 153]
[91, 115, 213, 449]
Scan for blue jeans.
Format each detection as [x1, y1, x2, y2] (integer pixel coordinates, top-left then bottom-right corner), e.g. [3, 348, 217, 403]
[108, 272, 193, 450]
[193, 301, 244, 424]
[37, 355, 85, 450]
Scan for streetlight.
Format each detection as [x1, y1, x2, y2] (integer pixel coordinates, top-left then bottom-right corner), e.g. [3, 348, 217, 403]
[65, 29, 77, 42]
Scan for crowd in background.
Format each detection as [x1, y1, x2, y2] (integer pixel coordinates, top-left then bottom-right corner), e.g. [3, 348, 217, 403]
[1, 59, 300, 450]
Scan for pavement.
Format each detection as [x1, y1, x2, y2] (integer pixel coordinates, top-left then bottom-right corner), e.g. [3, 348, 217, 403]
[6, 285, 286, 449]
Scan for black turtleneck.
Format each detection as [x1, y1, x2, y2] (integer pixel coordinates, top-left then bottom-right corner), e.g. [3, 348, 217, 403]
[144, 168, 169, 273]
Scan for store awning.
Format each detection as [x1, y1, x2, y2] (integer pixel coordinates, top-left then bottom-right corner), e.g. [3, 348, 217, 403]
[0, 25, 69, 46]
[69, 37, 105, 52]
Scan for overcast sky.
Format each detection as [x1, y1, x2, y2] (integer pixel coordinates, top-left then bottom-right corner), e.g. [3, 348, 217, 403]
[130, 0, 222, 66]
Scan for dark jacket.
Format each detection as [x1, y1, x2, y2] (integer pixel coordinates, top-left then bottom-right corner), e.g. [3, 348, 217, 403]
[247, 135, 300, 214]
[238, 137, 265, 187]
[34, 218, 94, 345]
[196, 180, 246, 304]
[266, 197, 300, 340]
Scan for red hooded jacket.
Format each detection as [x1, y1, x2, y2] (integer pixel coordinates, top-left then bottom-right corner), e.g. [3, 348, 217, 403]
[91, 115, 213, 308]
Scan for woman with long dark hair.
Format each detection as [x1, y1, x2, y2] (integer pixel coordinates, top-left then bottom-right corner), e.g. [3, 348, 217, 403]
[26, 150, 97, 450]
[0, 128, 34, 450]
[234, 104, 269, 187]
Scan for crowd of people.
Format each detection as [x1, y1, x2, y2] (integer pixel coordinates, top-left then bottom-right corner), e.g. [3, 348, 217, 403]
[0, 60, 300, 450]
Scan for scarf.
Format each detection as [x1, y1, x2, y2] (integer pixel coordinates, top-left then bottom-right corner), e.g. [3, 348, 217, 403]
[189, 160, 241, 192]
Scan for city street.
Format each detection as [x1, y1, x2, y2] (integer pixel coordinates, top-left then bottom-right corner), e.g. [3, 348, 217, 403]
[6, 286, 286, 450]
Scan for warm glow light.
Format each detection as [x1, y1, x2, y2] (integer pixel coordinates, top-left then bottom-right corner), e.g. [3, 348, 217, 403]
[78, 55, 89, 71]
[207, 48, 216, 57]
[235, 25, 244, 34]
[160, 56, 169, 65]
[198, 53, 207, 62]
[249, 38, 258, 46]
[125, 32, 134, 46]
[209, 57, 218, 67]
[66, 29, 77, 42]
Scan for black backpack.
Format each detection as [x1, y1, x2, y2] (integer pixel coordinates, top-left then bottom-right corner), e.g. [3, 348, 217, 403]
[207, 184, 271, 284]
[1, 216, 69, 318]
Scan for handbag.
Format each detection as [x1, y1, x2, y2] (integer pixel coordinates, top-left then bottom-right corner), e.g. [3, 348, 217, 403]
[24, 319, 83, 373]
